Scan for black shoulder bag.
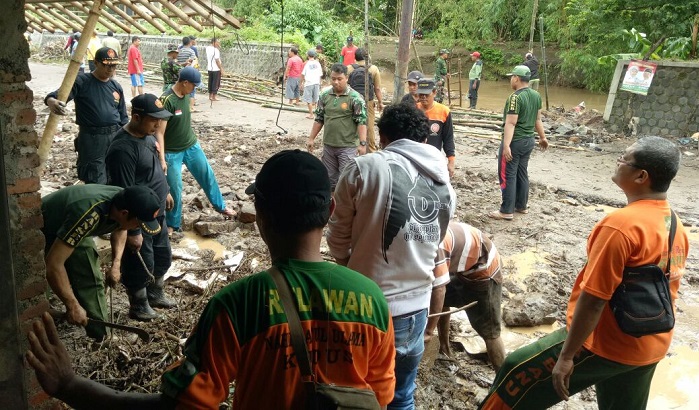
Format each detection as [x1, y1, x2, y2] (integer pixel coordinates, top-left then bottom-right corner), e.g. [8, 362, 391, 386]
[609, 211, 677, 338]
[268, 267, 381, 410]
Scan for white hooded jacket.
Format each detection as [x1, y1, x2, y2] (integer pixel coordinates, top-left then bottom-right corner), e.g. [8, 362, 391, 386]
[328, 139, 456, 316]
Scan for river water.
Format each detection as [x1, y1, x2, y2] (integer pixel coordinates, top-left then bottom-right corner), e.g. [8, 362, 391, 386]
[378, 71, 608, 113]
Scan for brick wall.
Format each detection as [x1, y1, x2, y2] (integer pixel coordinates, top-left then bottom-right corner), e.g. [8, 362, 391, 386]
[604, 60, 699, 137]
[1, 1, 51, 408]
[39, 33, 292, 80]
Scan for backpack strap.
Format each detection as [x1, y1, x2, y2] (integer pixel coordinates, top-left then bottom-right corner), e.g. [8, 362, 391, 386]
[268, 266, 317, 396]
[666, 211, 677, 273]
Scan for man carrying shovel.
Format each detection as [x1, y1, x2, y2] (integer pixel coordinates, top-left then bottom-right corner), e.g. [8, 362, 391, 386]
[42, 185, 161, 340]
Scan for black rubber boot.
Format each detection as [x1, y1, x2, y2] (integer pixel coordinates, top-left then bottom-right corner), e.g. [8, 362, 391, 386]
[127, 288, 160, 321]
[147, 276, 177, 309]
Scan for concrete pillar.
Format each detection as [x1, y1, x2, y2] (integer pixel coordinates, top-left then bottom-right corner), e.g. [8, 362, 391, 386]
[1, 1, 52, 408]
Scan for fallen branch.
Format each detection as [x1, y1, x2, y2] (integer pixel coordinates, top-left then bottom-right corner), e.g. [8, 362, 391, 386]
[427, 301, 477, 318]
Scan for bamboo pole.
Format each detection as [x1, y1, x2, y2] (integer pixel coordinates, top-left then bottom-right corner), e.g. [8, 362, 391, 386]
[36, 4, 83, 32]
[27, 21, 43, 34]
[25, 5, 69, 33]
[137, 0, 183, 33]
[410, 41, 423, 73]
[115, 0, 167, 33]
[103, 1, 147, 34]
[68, 1, 120, 33]
[194, 0, 242, 29]
[25, 13, 56, 33]
[38, 0, 105, 167]
[446, 57, 452, 106]
[51, 3, 87, 27]
[153, 0, 204, 32]
[179, 0, 226, 30]
[458, 58, 462, 107]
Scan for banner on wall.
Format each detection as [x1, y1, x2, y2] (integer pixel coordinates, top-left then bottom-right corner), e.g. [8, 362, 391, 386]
[619, 60, 657, 96]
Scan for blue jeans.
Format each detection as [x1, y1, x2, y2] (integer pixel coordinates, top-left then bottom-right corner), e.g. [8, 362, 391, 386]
[389, 308, 428, 410]
[165, 142, 226, 229]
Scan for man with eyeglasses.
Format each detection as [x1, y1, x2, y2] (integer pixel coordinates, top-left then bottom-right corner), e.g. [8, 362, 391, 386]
[480, 136, 688, 409]
[45, 47, 128, 184]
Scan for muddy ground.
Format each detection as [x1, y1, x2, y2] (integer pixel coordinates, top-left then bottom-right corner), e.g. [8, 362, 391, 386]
[27, 61, 699, 409]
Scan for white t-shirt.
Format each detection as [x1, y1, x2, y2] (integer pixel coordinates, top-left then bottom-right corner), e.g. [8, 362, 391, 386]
[206, 46, 221, 72]
[302, 59, 323, 86]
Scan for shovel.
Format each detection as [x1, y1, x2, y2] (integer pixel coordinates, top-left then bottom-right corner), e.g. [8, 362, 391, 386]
[49, 309, 151, 342]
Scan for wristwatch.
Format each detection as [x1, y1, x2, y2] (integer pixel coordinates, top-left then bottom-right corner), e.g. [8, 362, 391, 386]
[359, 140, 367, 146]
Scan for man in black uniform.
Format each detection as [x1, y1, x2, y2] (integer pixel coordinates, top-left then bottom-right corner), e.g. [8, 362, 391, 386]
[45, 47, 128, 184]
[400, 70, 423, 106]
[106, 94, 177, 321]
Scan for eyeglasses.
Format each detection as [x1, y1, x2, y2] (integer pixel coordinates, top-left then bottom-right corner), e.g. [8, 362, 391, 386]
[617, 155, 640, 168]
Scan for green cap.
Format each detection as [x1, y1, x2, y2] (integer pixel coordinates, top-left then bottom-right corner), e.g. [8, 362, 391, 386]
[506, 65, 531, 80]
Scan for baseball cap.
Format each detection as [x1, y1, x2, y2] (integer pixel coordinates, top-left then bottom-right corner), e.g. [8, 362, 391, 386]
[347, 36, 353, 42]
[439, 49, 450, 55]
[506, 65, 531, 80]
[245, 149, 331, 214]
[407, 71, 423, 83]
[131, 94, 173, 119]
[166, 44, 179, 53]
[471, 51, 481, 58]
[416, 78, 436, 94]
[307, 49, 317, 58]
[95, 47, 119, 65]
[112, 186, 162, 235]
[179, 66, 201, 83]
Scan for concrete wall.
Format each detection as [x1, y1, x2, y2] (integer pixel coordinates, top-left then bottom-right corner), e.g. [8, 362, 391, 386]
[2, 1, 50, 409]
[38, 33, 292, 80]
[604, 60, 699, 137]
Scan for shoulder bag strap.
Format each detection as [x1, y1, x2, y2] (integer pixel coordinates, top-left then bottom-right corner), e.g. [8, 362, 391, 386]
[666, 211, 677, 273]
[268, 266, 317, 395]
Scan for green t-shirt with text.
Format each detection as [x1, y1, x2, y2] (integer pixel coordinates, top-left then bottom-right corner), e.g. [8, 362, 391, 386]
[502, 87, 541, 140]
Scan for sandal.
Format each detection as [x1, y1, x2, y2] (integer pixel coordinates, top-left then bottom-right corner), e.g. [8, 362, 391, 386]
[515, 208, 529, 214]
[488, 211, 514, 221]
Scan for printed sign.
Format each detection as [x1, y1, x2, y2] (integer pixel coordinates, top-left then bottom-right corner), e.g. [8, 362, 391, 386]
[620, 60, 657, 96]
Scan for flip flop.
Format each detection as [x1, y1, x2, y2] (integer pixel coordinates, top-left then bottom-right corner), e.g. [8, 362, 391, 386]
[488, 211, 514, 221]
[515, 208, 529, 214]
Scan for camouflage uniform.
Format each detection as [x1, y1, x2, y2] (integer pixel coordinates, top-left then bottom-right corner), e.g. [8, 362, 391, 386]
[161, 57, 182, 91]
[435, 56, 448, 103]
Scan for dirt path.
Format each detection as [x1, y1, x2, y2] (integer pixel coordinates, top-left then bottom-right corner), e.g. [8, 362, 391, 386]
[28, 61, 699, 409]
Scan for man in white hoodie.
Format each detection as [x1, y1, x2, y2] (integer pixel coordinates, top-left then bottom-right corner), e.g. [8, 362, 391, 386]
[328, 103, 456, 410]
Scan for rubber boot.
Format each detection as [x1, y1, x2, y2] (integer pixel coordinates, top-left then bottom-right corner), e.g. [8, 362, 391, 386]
[127, 288, 160, 321]
[147, 276, 177, 308]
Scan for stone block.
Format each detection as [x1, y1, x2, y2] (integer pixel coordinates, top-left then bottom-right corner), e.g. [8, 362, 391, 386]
[194, 220, 237, 236]
[238, 203, 256, 223]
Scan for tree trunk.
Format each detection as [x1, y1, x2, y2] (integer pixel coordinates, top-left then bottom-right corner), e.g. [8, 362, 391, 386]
[528, 0, 539, 52]
[393, 0, 414, 102]
[692, 14, 698, 58]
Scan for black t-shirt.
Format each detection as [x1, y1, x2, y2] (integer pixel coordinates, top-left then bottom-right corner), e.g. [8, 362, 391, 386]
[523, 57, 539, 80]
[106, 128, 169, 216]
[46, 73, 128, 127]
[400, 93, 417, 106]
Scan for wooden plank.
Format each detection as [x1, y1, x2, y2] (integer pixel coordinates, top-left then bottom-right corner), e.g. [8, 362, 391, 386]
[25, 12, 56, 33]
[51, 3, 87, 27]
[115, 0, 167, 32]
[36, 4, 83, 32]
[103, 1, 147, 33]
[179, 0, 225, 29]
[70, 1, 117, 33]
[39, 1, 106, 167]
[191, 0, 241, 29]
[137, 0, 183, 33]
[153, 0, 203, 31]
[25, 4, 69, 32]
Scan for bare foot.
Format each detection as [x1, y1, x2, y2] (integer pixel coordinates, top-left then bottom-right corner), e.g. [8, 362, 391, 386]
[305, 114, 315, 119]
